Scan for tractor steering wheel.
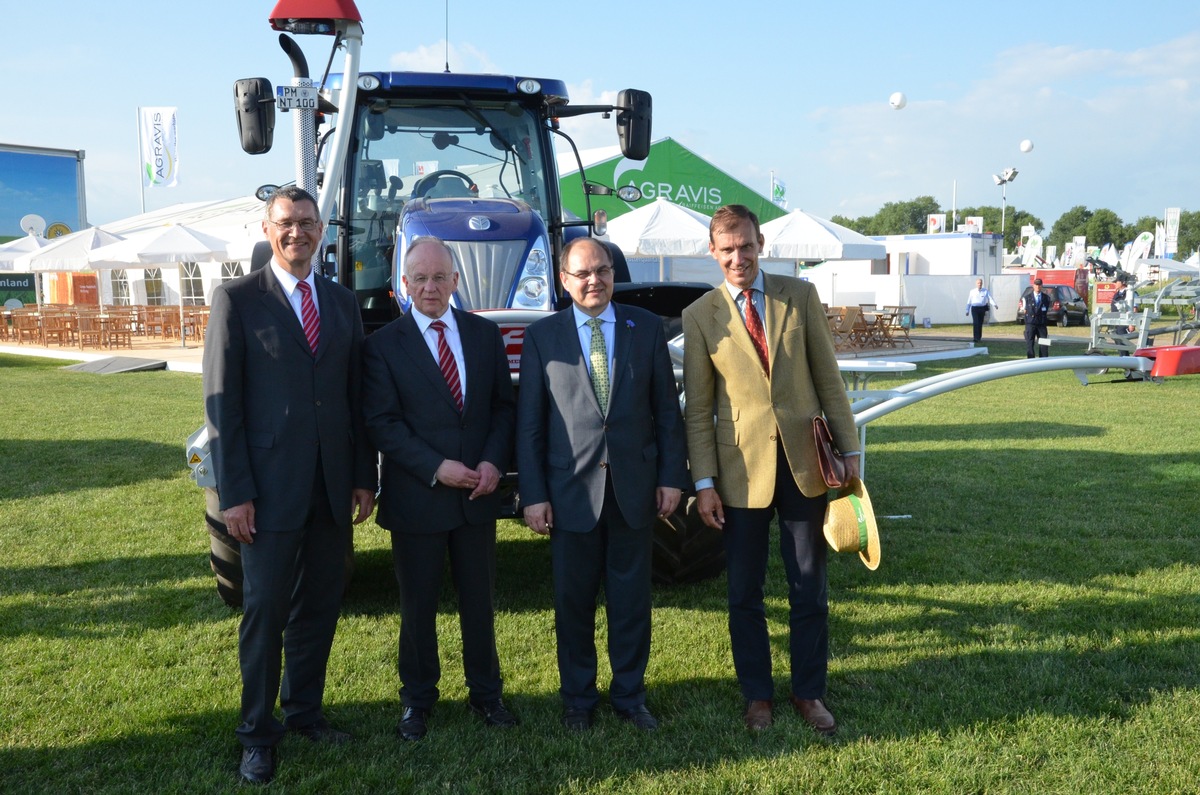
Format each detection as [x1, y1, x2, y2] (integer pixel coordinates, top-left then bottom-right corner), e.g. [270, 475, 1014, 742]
[413, 170, 477, 198]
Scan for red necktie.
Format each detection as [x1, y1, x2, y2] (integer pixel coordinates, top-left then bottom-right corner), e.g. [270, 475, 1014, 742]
[296, 280, 319, 355]
[430, 319, 463, 411]
[742, 289, 769, 375]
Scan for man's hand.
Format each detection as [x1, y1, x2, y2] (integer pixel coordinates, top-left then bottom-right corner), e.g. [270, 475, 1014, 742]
[469, 461, 501, 500]
[523, 502, 554, 535]
[351, 488, 376, 524]
[696, 487, 725, 530]
[435, 459, 481, 490]
[842, 454, 861, 482]
[656, 486, 682, 518]
[224, 501, 256, 544]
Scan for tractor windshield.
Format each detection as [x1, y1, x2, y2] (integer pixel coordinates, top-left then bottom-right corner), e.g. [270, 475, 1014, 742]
[342, 101, 552, 299]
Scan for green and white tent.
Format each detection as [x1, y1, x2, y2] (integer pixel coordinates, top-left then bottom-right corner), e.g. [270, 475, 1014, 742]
[558, 137, 785, 225]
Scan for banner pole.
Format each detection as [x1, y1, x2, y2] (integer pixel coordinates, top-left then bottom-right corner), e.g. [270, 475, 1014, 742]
[136, 107, 146, 214]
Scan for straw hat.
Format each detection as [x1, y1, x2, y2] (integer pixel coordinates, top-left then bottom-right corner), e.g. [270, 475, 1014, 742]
[823, 477, 880, 570]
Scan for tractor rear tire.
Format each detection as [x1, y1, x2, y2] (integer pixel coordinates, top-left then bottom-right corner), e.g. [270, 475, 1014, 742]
[651, 495, 726, 585]
[203, 487, 356, 608]
[205, 487, 245, 608]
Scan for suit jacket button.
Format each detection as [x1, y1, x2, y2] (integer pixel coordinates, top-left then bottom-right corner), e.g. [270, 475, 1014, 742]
[600, 461, 608, 469]
[315, 400, 322, 406]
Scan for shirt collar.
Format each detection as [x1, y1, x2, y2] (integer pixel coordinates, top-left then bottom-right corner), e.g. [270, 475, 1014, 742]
[270, 261, 314, 296]
[723, 271, 765, 302]
[412, 306, 457, 334]
[572, 302, 617, 329]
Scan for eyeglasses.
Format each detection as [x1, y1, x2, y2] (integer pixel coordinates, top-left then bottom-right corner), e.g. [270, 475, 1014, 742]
[267, 219, 321, 233]
[563, 266, 614, 281]
[408, 274, 454, 287]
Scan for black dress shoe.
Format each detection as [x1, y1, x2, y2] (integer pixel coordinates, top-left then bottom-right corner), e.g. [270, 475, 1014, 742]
[239, 746, 276, 785]
[468, 697, 519, 728]
[396, 706, 430, 741]
[289, 717, 352, 744]
[561, 706, 594, 733]
[615, 704, 659, 731]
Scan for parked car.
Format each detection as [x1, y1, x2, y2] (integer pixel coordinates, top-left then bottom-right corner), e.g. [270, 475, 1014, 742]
[1016, 284, 1089, 327]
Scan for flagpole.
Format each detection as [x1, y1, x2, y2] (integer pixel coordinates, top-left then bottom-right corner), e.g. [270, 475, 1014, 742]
[136, 107, 146, 214]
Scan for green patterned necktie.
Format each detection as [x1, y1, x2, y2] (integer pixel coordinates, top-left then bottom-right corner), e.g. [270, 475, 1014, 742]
[588, 317, 610, 412]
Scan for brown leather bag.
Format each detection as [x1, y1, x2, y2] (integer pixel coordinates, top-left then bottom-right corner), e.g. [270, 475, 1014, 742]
[813, 416, 847, 489]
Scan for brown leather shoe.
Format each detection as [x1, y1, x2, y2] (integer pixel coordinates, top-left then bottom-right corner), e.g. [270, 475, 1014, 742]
[743, 699, 773, 731]
[790, 696, 836, 735]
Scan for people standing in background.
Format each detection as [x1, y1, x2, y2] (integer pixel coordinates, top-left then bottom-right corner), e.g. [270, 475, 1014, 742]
[1022, 278, 1050, 358]
[964, 277, 999, 344]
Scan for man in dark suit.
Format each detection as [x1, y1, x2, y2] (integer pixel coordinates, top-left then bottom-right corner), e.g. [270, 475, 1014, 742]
[1023, 278, 1051, 358]
[203, 186, 377, 785]
[517, 237, 689, 732]
[683, 204, 859, 735]
[362, 237, 518, 742]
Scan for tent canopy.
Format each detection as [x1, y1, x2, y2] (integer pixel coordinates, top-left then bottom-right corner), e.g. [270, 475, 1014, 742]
[88, 224, 232, 268]
[761, 209, 886, 261]
[0, 234, 49, 270]
[603, 197, 712, 257]
[15, 227, 126, 272]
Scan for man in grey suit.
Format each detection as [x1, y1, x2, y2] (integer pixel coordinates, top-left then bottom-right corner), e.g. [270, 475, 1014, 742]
[517, 237, 689, 732]
[362, 238, 518, 742]
[203, 186, 377, 785]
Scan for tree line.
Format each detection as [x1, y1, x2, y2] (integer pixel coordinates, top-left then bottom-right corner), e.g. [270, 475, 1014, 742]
[830, 197, 1199, 262]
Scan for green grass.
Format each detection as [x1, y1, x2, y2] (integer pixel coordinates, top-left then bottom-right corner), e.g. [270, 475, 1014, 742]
[2, 345, 1199, 794]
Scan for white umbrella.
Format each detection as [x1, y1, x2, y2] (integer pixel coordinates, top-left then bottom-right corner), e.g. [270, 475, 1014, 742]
[15, 227, 126, 272]
[12, 227, 125, 310]
[603, 198, 712, 280]
[89, 224, 233, 349]
[761, 210, 886, 261]
[604, 198, 712, 257]
[0, 234, 49, 271]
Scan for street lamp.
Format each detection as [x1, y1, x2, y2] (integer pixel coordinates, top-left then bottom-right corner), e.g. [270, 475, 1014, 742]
[992, 167, 1018, 250]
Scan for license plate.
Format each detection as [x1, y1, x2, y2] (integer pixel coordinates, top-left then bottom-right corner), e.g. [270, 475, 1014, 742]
[276, 85, 318, 110]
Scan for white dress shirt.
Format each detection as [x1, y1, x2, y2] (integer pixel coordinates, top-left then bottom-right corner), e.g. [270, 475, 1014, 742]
[270, 261, 320, 327]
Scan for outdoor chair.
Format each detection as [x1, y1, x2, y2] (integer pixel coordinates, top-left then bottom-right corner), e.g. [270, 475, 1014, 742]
[832, 306, 862, 351]
[40, 313, 73, 347]
[76, 314, 105, 349]
[890, 306, 916, 347]
[13, 312, 42, 345]
[107, 316, 134, 349]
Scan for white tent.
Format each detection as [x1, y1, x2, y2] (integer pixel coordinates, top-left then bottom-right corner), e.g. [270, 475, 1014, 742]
[1132, 257, 1200, 283]
[760, 210, 886, 261]
[603, 197, 712, 257]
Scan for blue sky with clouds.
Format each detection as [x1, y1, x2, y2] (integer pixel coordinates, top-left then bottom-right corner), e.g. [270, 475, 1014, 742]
[3, 1, 1198, 230]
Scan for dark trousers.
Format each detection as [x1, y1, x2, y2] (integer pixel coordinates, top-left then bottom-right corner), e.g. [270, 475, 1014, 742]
[550, 480, 653, 711]
[237, 465, 346, 747]
[970, 305, 989, 343]
[723, 443, 829, 702]
[391, 521, 501, 709]
[1025, 322, 1049, 358]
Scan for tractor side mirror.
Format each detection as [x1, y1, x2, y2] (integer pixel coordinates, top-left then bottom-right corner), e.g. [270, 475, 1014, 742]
[616, 89, 652, 161]
[234, 78, 276, 155]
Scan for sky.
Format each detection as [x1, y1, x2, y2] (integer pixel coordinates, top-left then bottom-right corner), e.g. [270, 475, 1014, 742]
[4, 0, 1199, 234]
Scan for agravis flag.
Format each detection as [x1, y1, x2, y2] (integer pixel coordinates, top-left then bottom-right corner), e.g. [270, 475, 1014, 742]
[771, 176, 787, 208]
[139, 107, 179, 188]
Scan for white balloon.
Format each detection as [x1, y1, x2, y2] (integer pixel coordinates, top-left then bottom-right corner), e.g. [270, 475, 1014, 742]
[1020, 139, 1034, 153]
[889, 91, 907, 110]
